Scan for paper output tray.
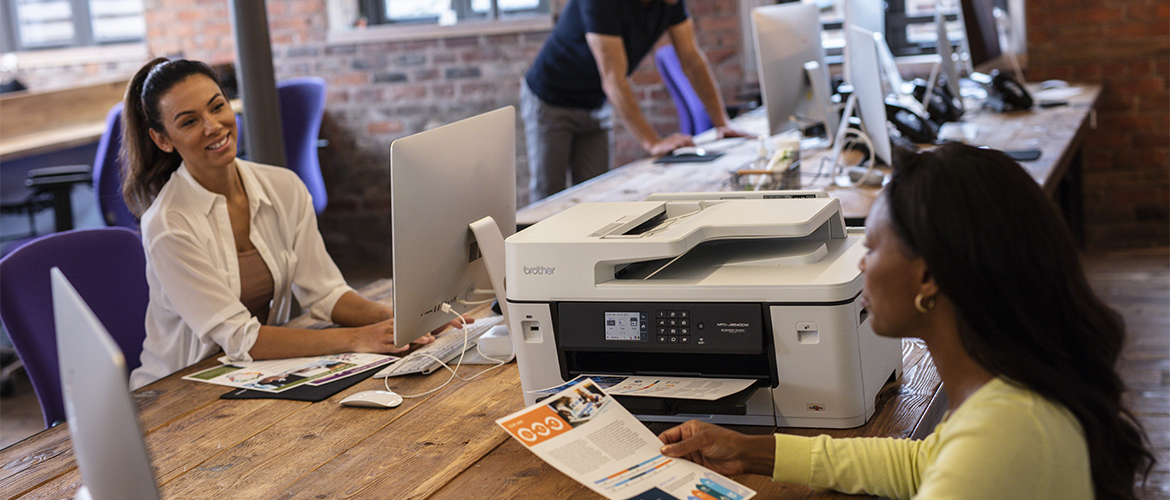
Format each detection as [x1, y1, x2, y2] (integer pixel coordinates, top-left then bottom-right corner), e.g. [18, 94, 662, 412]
[612, 379, 762, 416]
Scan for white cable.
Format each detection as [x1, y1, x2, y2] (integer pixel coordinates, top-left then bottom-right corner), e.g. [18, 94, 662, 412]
[457, 288, 498, 306]
[382, 304, 509, 396]
[386, 304, 469, 398]
[832, 128, 876, 188]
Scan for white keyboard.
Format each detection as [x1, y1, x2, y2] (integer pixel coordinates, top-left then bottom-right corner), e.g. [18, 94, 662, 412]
[372, 315, 506, 378]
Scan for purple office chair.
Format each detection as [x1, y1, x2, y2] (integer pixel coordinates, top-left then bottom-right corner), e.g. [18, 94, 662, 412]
[277, 77, 328, 214]
[654, 45, 714, 136]
[93, 103, 140, 229]
[0, 227, 149, 428]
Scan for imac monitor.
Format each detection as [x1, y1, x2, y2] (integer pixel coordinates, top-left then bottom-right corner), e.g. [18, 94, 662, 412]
[960, 0, 1003, 71]
[842, 0, 884, 83]
[390, 107, 516, 347]
[935, 8, 963, 102]
[845, 24, 893, 166]
[752, 2, 837, 140]
[52, 267, 161, 500]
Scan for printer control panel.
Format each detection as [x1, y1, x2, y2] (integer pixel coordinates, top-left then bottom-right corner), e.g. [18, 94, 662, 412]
[557, 302, 765, 354]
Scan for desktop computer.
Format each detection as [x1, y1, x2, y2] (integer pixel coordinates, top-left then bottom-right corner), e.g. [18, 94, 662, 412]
[52, 267, 161, 500]
[751, 2, 838, 142]
[388, 106, 516, 348]
[375, 107, 517, 380]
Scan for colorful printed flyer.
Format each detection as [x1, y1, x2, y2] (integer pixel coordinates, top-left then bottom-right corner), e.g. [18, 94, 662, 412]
[498, 378, 756, 500]
[183, 353, 396, 393]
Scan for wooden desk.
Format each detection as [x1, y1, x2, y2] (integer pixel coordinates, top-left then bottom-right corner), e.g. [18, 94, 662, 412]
[0, 279, 943, 500]
[518, 84, 1102, 232]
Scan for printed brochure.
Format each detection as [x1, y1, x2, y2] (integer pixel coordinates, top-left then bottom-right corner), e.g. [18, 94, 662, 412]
[498, 378, 756, 500]
[183, 352, 396, 393]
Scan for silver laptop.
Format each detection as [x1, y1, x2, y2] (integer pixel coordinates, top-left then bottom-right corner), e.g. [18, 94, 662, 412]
[51, 267, 161, 500]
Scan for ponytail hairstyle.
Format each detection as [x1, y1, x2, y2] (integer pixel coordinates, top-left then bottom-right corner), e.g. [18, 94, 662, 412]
[882, 143, 1154, 500]
[121, 58, 224, 216]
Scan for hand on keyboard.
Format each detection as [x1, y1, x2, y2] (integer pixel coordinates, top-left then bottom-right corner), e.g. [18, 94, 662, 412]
[373, 315, 507, 378]
[350, 317, 462, 355]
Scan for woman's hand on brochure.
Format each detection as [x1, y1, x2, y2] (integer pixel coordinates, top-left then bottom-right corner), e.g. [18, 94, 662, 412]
[658, 420, 776, 477]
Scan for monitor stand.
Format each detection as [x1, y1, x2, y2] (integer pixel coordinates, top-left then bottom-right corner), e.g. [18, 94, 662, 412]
[468, 215, 512, 333]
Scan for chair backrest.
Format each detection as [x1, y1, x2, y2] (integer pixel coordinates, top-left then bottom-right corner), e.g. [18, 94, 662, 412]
[277, 77, 328, 214]
[654, 45, 714, 136]
[93, 102, 140, 229]
[0, 227, 149, 428]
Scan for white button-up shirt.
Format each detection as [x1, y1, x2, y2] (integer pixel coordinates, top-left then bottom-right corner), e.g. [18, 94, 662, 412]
[130, 159, 353, 389]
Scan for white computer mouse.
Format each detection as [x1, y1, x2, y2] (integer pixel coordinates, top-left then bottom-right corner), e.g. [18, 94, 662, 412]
[672, 146, 707, 157]
[339, 390, 403, 408]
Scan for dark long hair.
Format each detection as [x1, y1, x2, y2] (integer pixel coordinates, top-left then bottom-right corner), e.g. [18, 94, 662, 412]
[121, 58, 224, 216]
[882, 143, 1153, 499]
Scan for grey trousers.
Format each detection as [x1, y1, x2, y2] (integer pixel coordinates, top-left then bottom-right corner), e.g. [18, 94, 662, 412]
[520, 80, 614, 202]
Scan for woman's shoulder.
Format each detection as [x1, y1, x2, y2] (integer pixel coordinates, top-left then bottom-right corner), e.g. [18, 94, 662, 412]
[945, 378, 1084, 443]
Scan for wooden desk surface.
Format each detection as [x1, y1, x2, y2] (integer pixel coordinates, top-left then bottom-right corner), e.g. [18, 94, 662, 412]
[0, 279, 943, 500]
[517, 84, 1102, 227]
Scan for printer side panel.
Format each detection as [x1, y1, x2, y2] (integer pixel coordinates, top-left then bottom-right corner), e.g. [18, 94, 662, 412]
[855, 298, 904, 419]
[769, 300, 871, 428]
[507, 301, 564, 406]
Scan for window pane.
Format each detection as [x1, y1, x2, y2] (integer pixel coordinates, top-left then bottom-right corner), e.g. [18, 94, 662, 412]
[384, 0, 450, 20]
[498, 0, 539, 11]
[16, 0, 75, 46]
[90, 0, 145, 41]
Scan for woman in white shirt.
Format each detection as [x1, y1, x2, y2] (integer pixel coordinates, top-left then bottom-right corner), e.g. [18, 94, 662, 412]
[121, 58, 432, 388]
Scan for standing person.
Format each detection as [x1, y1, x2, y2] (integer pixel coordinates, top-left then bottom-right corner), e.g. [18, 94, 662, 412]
[657, 144, 1154, 499]
[521, 0, 751, 202]
[121, 58, 443, 389]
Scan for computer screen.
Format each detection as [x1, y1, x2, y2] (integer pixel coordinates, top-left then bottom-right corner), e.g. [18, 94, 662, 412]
[751, 2, 837, 140]
[935, 8, 963, 100]
[389, 107, 516, 347]
[960, 0, 1003, 71]
[845, 24, 893, 166]
[51, 267, 161, 500]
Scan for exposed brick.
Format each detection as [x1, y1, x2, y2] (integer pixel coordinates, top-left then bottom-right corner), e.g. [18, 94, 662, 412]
[366, 121, 404, 135]
[444, 36, 480, 48]
[445, 67, 483, 80]
[373, 72, 408, 84]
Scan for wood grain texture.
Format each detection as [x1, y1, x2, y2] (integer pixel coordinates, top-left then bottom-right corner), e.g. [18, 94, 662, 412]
[0, 283, 942, 500]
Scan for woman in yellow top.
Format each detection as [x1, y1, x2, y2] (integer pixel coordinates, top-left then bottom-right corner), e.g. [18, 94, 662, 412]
[658, 144, 1154, 499]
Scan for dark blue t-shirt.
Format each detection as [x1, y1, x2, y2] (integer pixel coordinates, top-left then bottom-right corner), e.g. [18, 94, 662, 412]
[525, 0, 689, 109]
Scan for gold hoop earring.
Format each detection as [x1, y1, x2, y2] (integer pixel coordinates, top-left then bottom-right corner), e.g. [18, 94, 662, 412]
[915, 294, 935, 313]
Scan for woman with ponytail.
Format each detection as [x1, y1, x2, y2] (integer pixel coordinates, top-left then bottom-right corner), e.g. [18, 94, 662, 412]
[122, 58, 440, 389]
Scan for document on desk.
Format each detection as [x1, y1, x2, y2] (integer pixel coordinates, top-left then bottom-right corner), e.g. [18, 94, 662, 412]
[532, 375, 756, 401]
[183, 353, 396, 393]
[498, 378, 756, 500]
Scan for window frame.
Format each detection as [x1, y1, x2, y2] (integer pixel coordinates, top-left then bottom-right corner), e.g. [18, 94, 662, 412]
[359, 0, 551, 27]
[1, 0, 144, 53]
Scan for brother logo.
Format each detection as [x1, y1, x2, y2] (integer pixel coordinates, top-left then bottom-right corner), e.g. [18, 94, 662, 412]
[523, 265, 556, 275]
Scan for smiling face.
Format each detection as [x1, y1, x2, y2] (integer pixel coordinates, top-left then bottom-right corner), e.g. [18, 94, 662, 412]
[859, 196, 932, 338]
[147, 74, 236, 174]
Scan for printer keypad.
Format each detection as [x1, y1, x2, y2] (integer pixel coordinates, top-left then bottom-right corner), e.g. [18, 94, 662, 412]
[656, 310, 692, 343]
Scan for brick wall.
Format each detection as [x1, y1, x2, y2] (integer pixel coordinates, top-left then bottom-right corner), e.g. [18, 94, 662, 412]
[144, 0, 744, 268]
[13, 0, 1164, 262]
[1026, 0, 1170, 249]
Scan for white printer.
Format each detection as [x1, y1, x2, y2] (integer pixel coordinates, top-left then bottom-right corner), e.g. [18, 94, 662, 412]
[504, 193, 902, 428]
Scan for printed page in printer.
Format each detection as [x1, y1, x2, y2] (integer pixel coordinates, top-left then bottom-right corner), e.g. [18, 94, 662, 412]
[531, 375, 756, 401]
[497, 378, 756, 500]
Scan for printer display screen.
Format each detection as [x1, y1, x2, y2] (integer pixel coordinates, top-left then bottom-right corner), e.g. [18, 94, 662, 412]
[604, 312, 645, 341]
